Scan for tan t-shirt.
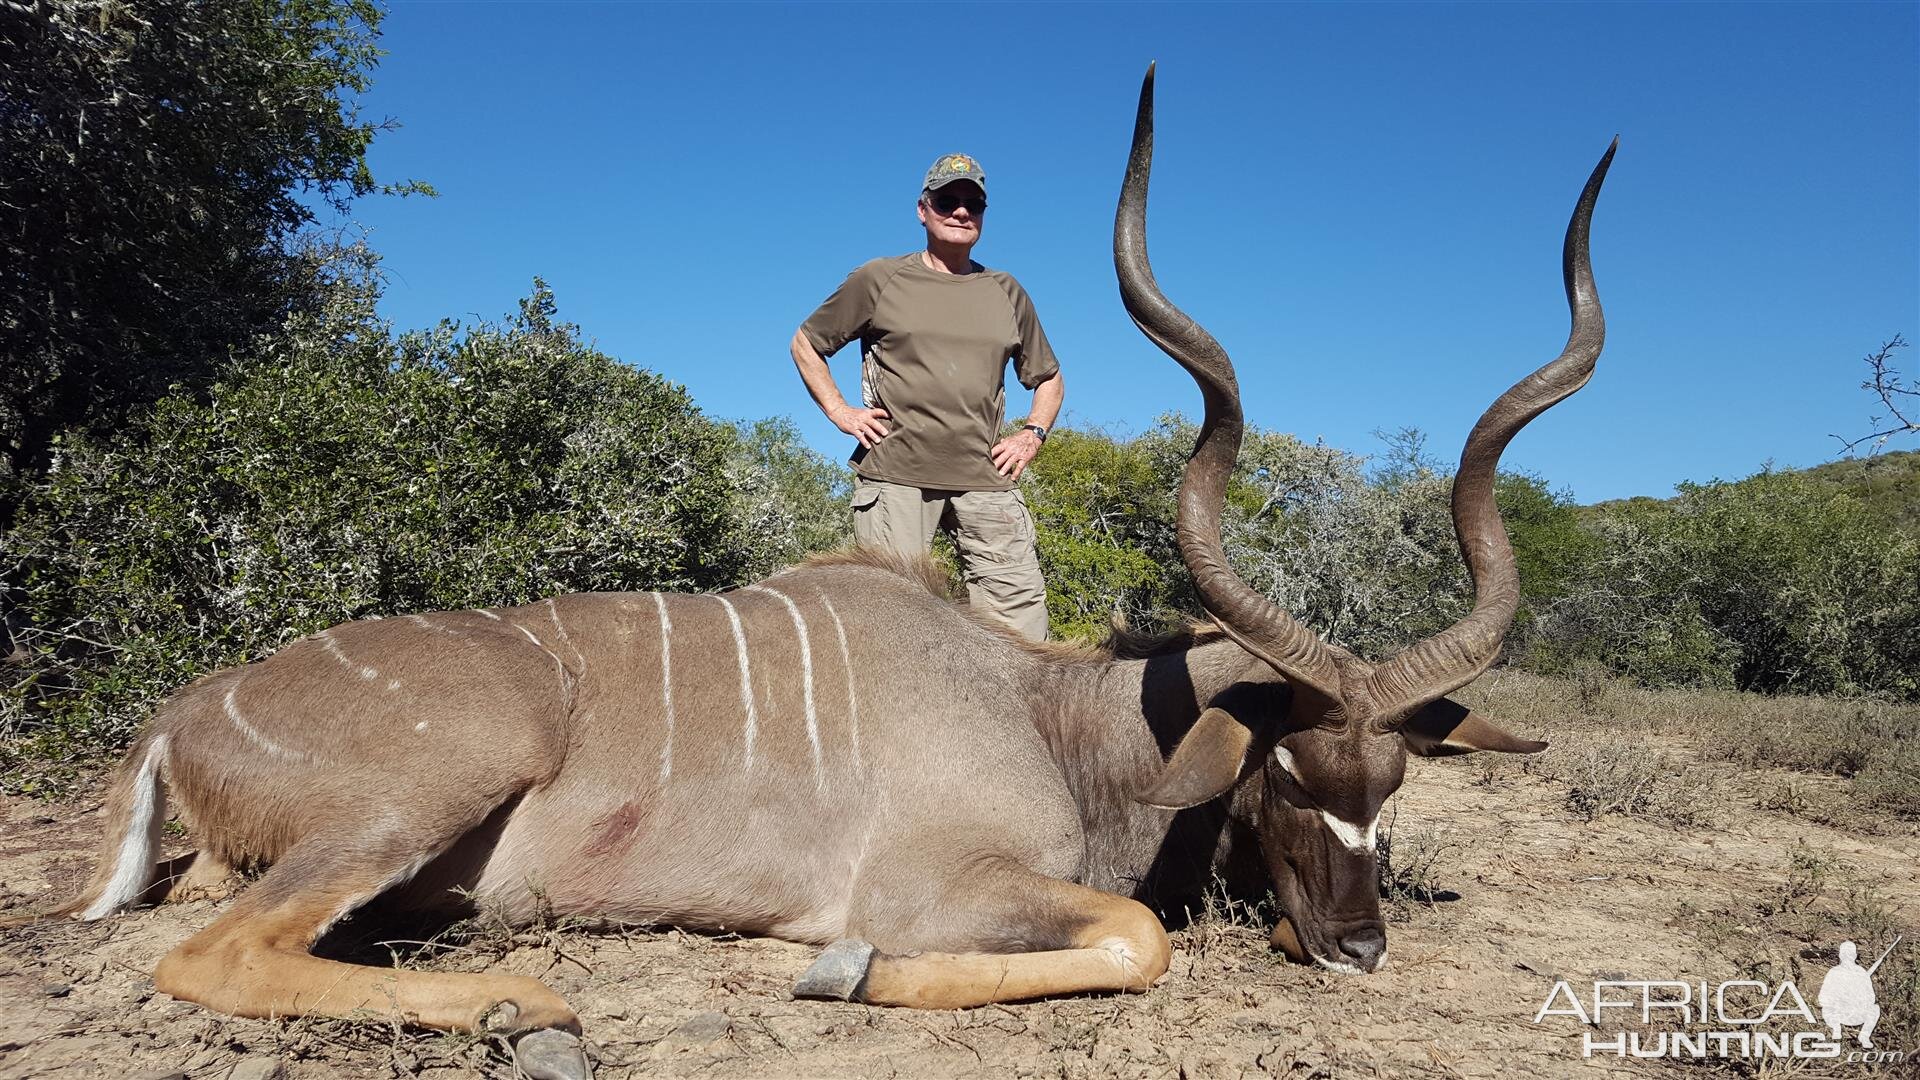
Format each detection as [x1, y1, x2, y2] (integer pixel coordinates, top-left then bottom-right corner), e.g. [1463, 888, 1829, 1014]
[801, 253, 1060, 491]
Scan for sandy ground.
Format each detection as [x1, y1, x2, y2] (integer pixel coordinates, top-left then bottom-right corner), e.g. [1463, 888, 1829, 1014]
[2, 738, 1915, 1080]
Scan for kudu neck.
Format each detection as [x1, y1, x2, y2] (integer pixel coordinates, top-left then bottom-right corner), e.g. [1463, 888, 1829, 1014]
[1024, 637, 1272, 905]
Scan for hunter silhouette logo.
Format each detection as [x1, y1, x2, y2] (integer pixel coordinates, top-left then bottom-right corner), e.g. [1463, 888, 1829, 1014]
[1819, 938, 1899, 1049]
[1533, 936, 1907, 1063]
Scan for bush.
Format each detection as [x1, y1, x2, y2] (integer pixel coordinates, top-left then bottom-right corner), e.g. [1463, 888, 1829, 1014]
[1020, 426, 1184, 640]
[723, 417, 852, 582]
[1531, 469, 1920, 698]
[1, 0, 427, 525]
[1, 281, 773, 790]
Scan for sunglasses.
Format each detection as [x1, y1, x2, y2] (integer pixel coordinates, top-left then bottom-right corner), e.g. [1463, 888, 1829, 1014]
[928, 190, 987, 216]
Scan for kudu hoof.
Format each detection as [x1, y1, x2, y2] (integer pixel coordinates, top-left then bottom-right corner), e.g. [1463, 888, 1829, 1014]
[512, 1028, 593, 1080]
[792, 939, 874, 1001]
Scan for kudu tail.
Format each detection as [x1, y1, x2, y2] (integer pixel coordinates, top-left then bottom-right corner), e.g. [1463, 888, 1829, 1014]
[1, 733, 171, 927]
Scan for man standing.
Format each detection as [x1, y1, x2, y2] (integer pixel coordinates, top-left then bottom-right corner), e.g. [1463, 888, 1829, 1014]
[791, 153, 1063, 640]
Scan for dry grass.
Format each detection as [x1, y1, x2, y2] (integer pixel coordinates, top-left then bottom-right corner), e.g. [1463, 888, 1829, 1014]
[1374, 808, 1461, 923]
[1669, 841, 1917, 1072]
[1455, 670, 1920, 824]
[1449, 670, 1919, 1072]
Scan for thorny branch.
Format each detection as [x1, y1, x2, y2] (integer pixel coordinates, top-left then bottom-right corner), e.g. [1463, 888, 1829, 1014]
[1834, 334, 1914, 454]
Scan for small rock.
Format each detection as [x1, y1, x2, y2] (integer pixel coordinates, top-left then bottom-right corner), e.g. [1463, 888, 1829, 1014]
[1514, 958, 1561, 980]
[227, 1058, 287, 1080]
[671, 1011, 732, 1043]
[42, 982, 71, 998]
[133, 1072, 186, 1080]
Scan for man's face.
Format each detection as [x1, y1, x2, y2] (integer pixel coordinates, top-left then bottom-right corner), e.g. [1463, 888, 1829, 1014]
[917, 181, 986, 249]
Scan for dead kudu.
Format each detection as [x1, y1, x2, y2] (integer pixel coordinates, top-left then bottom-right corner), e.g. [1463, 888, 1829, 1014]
[10, 68, 1614, 1079]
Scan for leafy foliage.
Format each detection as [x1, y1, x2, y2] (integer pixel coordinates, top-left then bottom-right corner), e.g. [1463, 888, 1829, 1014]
[723, 417, 852, 581]
[1019, 426, 1184, 640]
[1532, 471, 1919, 698]
[1, 281, 762, 789]
[0, 0, 427, 524]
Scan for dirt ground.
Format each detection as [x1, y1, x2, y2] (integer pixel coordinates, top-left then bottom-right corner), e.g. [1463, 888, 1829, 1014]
[2, 720, 1915, 1080]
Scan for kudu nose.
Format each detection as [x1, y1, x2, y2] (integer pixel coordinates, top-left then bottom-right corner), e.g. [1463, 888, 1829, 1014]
[1339, 927, 1387, 971]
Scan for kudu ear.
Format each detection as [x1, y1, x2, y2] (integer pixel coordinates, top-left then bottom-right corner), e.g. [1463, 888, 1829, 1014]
[1136, 706, 1272, 809]
[1401, 697, 1547, 757]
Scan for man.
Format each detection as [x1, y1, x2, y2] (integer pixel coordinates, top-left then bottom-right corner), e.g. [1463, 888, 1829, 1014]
[791, 153, 1063, 641]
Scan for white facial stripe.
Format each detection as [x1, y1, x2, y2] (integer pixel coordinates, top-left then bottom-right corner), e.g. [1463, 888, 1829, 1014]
[1319, 809, 1379, 854]
[716, 595, 758, 769]
[652, 591, 675, 781]
[750, 586, 822, 788]
[819, 593, 861, 772]
[1274, 746, 1379, 854]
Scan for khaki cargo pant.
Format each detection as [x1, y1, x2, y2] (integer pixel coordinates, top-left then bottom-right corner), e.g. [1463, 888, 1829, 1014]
[851, 478, 1049, 641]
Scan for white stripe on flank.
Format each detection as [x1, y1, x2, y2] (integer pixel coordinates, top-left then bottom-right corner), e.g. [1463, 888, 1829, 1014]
[716, 595, 758, 769]
[818, 595, 860, 772]
[408, 614, 463, 638]
[1319, 810, 1380, 854]
[224, 684, 310, 762]
[652, 591, 675, 781]
[321, 631, 378, 681]
[546, 597, 585, 672]
[750, 586, 822, 787]
[472, 609, 502, 621]
[81, 735, 170, 920]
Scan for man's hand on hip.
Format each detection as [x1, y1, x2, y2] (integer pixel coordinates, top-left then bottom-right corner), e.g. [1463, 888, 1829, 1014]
[990, 429, 1043, 480]
[830, 404, 892, 449]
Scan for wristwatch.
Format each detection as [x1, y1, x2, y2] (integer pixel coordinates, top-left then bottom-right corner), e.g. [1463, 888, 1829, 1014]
[1022, 424, 1049, 443]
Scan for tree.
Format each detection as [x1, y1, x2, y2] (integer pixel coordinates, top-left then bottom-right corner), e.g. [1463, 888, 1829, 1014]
[0, 0, 424, 526]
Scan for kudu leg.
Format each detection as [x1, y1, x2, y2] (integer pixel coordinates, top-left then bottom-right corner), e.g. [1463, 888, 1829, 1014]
[800, 875, 1172, 1009]
[135, 849, 238, 906]
[153, 832, 578, 1036]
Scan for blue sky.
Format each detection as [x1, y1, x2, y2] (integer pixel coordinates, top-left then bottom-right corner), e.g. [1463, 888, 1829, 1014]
[344, 2, 1919, 503]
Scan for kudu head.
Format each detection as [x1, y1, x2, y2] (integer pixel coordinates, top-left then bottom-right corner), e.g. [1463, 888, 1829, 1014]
[1115, 65, 1615, 974]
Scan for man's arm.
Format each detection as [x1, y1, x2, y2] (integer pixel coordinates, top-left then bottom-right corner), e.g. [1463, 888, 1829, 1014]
[990, 370, 1064, 480]
[791, 328, 890, 449]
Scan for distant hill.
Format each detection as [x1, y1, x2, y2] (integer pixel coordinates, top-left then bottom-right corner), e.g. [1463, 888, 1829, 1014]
[1589, 448, 1920, 529]
[1792, 448, 1920, 529]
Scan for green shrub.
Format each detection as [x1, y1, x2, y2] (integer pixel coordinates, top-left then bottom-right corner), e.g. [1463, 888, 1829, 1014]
[723, 416, 853, 581]
[1020, 426, 1184, 640]
[1, 282, 775, 790]
[1532, 469, 1920, 698]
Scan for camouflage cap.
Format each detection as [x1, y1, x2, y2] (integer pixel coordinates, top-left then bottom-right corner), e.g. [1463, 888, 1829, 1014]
[922, 153, 987, 195]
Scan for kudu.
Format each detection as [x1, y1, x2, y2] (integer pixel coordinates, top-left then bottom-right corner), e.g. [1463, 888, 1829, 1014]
[12, 67, 1613, 1080]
